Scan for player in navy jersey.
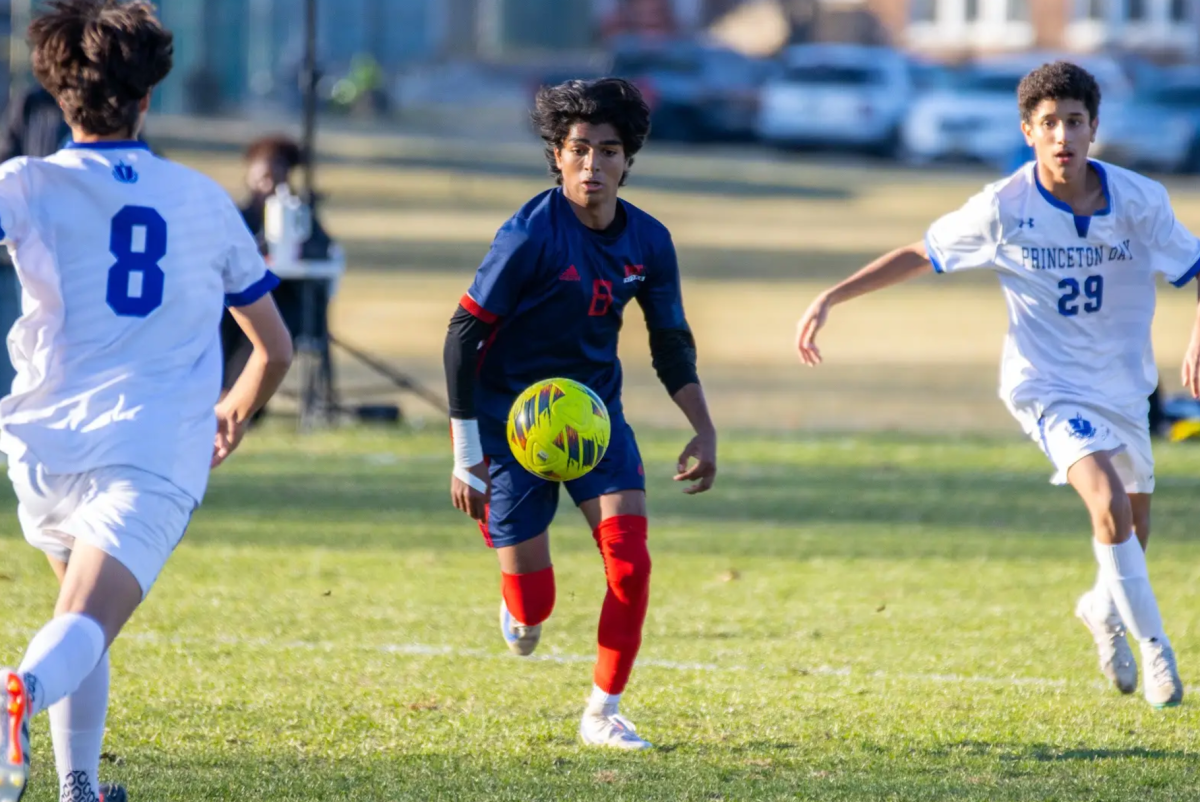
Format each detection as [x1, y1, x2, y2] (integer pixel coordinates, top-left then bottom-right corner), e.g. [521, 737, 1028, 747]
[444, 78, 717, 750]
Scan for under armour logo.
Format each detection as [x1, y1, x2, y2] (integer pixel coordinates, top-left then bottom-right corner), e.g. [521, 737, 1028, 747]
[1018, 218, 1034, 228]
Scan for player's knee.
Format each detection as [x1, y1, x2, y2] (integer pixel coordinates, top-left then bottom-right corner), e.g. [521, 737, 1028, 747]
[596, 516, 651, 606]
[1090, 490, 1133, 543]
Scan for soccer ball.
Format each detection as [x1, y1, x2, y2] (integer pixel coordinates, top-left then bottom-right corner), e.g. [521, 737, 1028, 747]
[507, 378, 610, 482]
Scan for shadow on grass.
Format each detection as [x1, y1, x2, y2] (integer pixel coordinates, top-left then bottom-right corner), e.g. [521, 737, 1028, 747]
[91, 749, 1200, 802]
[0, 435, 1193, 559]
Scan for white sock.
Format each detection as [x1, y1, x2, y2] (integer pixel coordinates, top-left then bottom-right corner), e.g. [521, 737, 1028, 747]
[1090, 569, 1119, 620]
[1094, 536, 1167, 645]
[17, 613, 107, 717]
[586, 684, 620, 716]
[50, 651, 109, 802]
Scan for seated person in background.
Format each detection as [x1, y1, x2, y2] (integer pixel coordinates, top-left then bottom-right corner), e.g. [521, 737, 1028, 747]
[221, 134, 334, 397]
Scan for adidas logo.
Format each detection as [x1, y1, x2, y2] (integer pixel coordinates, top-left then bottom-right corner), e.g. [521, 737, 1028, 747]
[559, 265, 580, 281]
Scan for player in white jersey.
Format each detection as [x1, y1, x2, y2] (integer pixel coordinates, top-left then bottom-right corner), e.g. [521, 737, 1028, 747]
[0, 3, 293, 801]
[795, 62, 1200, 708]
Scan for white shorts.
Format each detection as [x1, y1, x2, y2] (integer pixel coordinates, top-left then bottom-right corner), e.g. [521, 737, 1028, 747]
[1009, 401, 1154, 494]
[7, 458, 196, 597]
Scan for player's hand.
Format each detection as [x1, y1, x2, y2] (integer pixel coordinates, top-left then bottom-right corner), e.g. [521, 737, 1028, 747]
[796, 292, 833, 366]
[212, 405, 245, 468]
[451, 462, 490, 520]
[674, 430, 717, 495]
[1182, 331, 1200, 399]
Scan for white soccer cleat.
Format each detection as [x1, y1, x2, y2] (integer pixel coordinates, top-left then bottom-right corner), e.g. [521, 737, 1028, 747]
[1075, 592, 1137, 694]
[1141, 639, 1183, 709]
[498, 599, 541, 656]
[0, 669, 30, 802]
[579, 710, 653, 750]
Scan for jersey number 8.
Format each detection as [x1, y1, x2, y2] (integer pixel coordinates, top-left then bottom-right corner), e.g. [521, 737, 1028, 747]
[107, 205, 167, 317]
[1057, 275, 1103, 317]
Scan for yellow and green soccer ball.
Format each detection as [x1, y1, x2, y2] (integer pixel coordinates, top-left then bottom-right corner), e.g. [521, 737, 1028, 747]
[507, 378, 610, 481]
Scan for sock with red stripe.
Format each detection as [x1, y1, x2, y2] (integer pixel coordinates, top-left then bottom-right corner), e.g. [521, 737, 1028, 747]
[501, 566, 556, 626]
[591, 515, 651, 710]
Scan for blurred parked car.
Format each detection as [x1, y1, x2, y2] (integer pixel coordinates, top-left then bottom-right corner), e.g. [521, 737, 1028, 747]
[603, 36, 771, 142]
[756, 44, 914, 155]
[1092, 74, 1200, 174]
[901, 53, 1133, 171]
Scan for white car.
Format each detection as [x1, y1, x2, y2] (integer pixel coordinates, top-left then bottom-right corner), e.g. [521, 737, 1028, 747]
[901, 54, 1134, 170]
[756, 44, 914, 154]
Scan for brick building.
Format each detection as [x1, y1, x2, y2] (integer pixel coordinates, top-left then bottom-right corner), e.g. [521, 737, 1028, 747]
[846, 0, 1199, 61]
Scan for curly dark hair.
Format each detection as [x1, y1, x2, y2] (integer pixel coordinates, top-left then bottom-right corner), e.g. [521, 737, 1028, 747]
[531, 78, 651, 187]
[244, 134, 303, 169]
[30, 0, 173, 137]
[1017, 61, 1100, 122]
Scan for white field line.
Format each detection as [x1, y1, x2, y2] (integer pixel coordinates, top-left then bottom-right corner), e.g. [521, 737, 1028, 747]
[110, 632, 1200, 695]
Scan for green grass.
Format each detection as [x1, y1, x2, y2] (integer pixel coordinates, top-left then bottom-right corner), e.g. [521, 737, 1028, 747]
[3, 426, 1200, 801]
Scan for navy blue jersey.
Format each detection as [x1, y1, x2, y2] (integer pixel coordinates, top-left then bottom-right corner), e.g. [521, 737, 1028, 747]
[461, 188, 686, 438]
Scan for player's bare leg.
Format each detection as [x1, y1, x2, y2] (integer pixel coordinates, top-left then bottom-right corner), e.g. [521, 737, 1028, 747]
[495, 532, 553, 656]
[1070, 455, 1180, 707]
[2, 545, 142, 802]
[577, 490, 652, 750]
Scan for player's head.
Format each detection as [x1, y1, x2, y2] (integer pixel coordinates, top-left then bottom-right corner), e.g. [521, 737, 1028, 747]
[1018, 61, 1100, 181]
[29, 0, 173, 140]
[532, 78, 651, 207]
[244, 135, 303, 198]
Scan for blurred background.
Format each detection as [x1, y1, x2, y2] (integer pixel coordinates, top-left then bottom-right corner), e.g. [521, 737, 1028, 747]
[4, 0, 1200, 437]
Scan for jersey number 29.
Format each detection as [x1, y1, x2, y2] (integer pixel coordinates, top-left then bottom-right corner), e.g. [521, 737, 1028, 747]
[1057, 275, 1103, 317]
[107, 205, 167, 317]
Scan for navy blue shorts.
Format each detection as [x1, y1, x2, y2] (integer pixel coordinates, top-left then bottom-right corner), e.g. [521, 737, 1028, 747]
[479, 417, 645, 548]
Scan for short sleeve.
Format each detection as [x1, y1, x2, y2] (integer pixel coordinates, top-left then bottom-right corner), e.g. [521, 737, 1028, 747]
[637, 230, 688, 331]
[924, 190, 1001, 275]
[1145, 185, 1200, 287]
[0, 158, 32, 246]
[221, 197, 279, 307]
[462, 221, 541, 323]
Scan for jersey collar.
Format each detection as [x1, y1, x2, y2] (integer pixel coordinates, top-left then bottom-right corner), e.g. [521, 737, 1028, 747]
[65, 140, 150, 151]
[1033, 160, 1111, 238]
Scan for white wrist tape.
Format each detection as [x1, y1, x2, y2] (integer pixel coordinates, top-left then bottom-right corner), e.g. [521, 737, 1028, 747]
[450, 418, 488, 493]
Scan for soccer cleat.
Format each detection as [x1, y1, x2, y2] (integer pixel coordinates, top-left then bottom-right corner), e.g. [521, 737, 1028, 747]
[1075, 592, 1137, 694]
[0, 670, 30, 802]
[100, 783, 128, 802]
[498, 599, 541, 656]
[579, 710, 653, 750]
[1141, 639, 1184, 708]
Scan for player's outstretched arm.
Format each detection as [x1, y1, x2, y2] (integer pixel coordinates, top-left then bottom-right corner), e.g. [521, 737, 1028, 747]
[796, 241, 932, 366]
[1183, 281, 1200, 399]
[215, 295, 293, 467]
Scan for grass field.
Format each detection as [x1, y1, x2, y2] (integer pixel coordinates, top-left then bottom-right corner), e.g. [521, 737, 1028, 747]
[4, 428, 1200, 801]
[2, 131, 1200, 800]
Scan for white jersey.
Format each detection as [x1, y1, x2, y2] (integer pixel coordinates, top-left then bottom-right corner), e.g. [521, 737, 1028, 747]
[0, 141, 277, 502]
[925, 160, 1200, 415]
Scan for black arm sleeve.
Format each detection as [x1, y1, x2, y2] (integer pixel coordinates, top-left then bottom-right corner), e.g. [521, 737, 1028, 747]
[648, 326, 699, 397]
[444, 305, 496, 418]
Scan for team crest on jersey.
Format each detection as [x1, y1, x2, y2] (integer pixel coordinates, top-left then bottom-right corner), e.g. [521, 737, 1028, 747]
[1068, 414, 1096, 440]
[623, 264, 645, 283]
[113, 162, 138, 184]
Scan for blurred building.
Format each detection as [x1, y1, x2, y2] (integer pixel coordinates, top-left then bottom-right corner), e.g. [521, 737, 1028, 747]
[840, 0, 1200, 61]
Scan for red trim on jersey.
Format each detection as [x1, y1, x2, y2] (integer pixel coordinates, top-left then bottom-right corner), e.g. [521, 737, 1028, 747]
[460, 293, 499, 324]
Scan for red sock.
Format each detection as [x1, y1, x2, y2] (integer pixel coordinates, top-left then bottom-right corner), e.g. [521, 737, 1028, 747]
[500, 566, 556, 626]
[593, 515, 651, 695]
